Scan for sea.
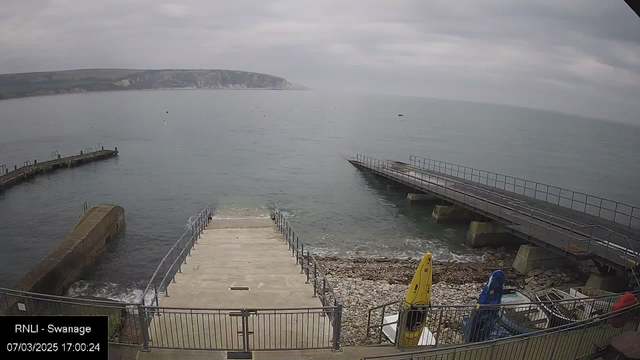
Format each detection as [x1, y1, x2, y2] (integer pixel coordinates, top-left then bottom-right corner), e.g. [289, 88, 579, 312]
[1, 89, 639, 302]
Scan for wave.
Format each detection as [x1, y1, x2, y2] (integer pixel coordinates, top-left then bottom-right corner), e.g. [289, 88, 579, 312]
[65, 280, 158, 306]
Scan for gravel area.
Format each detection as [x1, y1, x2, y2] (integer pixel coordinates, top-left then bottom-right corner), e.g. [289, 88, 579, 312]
[318, 250, 591, 346]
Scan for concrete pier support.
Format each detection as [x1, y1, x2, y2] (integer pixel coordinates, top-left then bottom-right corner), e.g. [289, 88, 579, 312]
[431, 205, 482, 224]
[585, 274, 626, 292]
[465, 221, 517, 247]
[407, 193, 437, 202]
[512, 245, 566, 274]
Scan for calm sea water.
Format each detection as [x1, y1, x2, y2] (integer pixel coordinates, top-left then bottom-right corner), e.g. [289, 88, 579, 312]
[1, 90, 639, 300]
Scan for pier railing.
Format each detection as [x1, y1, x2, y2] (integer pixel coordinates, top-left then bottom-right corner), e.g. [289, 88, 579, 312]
[366, 290, 635, 349]
[363, 301, 640, 360]
[141, 203, 212, 307]
[354, 155, 640, 273]
[409, 155, 640, 229]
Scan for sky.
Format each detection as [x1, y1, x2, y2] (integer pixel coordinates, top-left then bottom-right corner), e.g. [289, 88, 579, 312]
[1, 0, 639, 124]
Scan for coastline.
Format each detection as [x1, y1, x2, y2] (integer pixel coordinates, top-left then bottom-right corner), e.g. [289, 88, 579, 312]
[318, 251, 590, 346]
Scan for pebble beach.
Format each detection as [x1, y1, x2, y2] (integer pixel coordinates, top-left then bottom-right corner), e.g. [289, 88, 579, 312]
[318, 250, 591, 346]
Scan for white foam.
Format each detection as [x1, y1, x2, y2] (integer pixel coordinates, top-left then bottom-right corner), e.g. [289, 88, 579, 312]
[65, 280, 160, 306]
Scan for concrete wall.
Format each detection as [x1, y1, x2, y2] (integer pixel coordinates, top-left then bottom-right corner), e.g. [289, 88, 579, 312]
[512, 244, 566, 274]
[465, 221, 526, 248]
[13, 205, 125, 295]
[432, 205, 484, 224]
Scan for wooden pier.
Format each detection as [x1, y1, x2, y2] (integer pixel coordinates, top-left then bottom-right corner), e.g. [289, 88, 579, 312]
[0, 148, 118, 192]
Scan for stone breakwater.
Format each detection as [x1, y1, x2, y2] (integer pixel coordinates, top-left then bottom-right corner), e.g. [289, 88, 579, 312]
[318, 250, 590, 346]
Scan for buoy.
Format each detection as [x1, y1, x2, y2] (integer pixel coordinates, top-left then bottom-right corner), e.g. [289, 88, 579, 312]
[166, 111, 169, 114]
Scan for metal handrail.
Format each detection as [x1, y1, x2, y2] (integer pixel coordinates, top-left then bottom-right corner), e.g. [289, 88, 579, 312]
[141, 203, 212, 306]
[0, 286, 138, 305]
[409, 155, 640, 228]
[273, 205, 341, 307]
[365, 289, 640, 345]
[272, 205, 342, 350]
[363, 301, 640, 359]
[354, 155, 640, 269]
[142, 305, 339, 311]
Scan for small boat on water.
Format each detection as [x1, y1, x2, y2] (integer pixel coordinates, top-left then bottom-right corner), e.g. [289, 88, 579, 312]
[498, 289, 549, 334]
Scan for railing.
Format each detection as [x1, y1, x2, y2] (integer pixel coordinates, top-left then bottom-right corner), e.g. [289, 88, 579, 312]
[363, 301, 640, 360]
[0, 287, 145, 345]
[409, 155, 640, 229]
[143, 306, 339, 351]
[366, 290, 636, 350]
[1, 203, 343, 353]
[273, 206, 341, 309]
[272, 205, 343, 350]
[141, 203, 212, 307]
[354, 155, 640, 271]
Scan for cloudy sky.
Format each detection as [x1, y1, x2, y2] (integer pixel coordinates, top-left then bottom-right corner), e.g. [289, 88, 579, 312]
[1, 0, 639, 123]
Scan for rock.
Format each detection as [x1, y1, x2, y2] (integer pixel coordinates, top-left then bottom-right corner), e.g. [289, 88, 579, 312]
[316, 253, 583, 346]
[528, 269, 542, 276]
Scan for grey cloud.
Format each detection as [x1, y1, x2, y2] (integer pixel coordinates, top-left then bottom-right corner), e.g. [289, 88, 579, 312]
[0, 0, 639, 123]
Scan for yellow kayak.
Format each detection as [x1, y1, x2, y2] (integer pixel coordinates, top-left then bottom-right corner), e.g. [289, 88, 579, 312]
[399, 252, 432, 346]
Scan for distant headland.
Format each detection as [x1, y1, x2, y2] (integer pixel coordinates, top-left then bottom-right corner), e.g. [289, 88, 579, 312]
[0, 69, 308, 100]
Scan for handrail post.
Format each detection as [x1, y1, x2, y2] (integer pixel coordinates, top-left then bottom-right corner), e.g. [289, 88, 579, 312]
[153, 280, 160, 307]
[378, 305, 386, 343]
[300, 244, 305, 274]
[305, 250, 310, 284]
[332, 304, 342, 351]
[322, 277, 327, 305]
[138, 304, 150, 351]
[313, 261, 317, 297]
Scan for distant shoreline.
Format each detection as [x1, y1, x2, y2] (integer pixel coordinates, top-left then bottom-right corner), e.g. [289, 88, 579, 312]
[0, 86, 309, 102]
[0, 68, 307, 101]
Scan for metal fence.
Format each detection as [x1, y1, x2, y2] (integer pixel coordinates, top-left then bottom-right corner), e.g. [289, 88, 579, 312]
[0, 287, 145, 345]
[363, 302, 640, 360]
[141, 203, 212, 307]
[143, 306, 339, 351]
[409, 155, 640, 229]
[272, 205, 343, 351]
[366, 290, 635, 350]
[273, 206, 341, 309]
[355, 155, 640, 274]
[1, 203, 343, 353]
